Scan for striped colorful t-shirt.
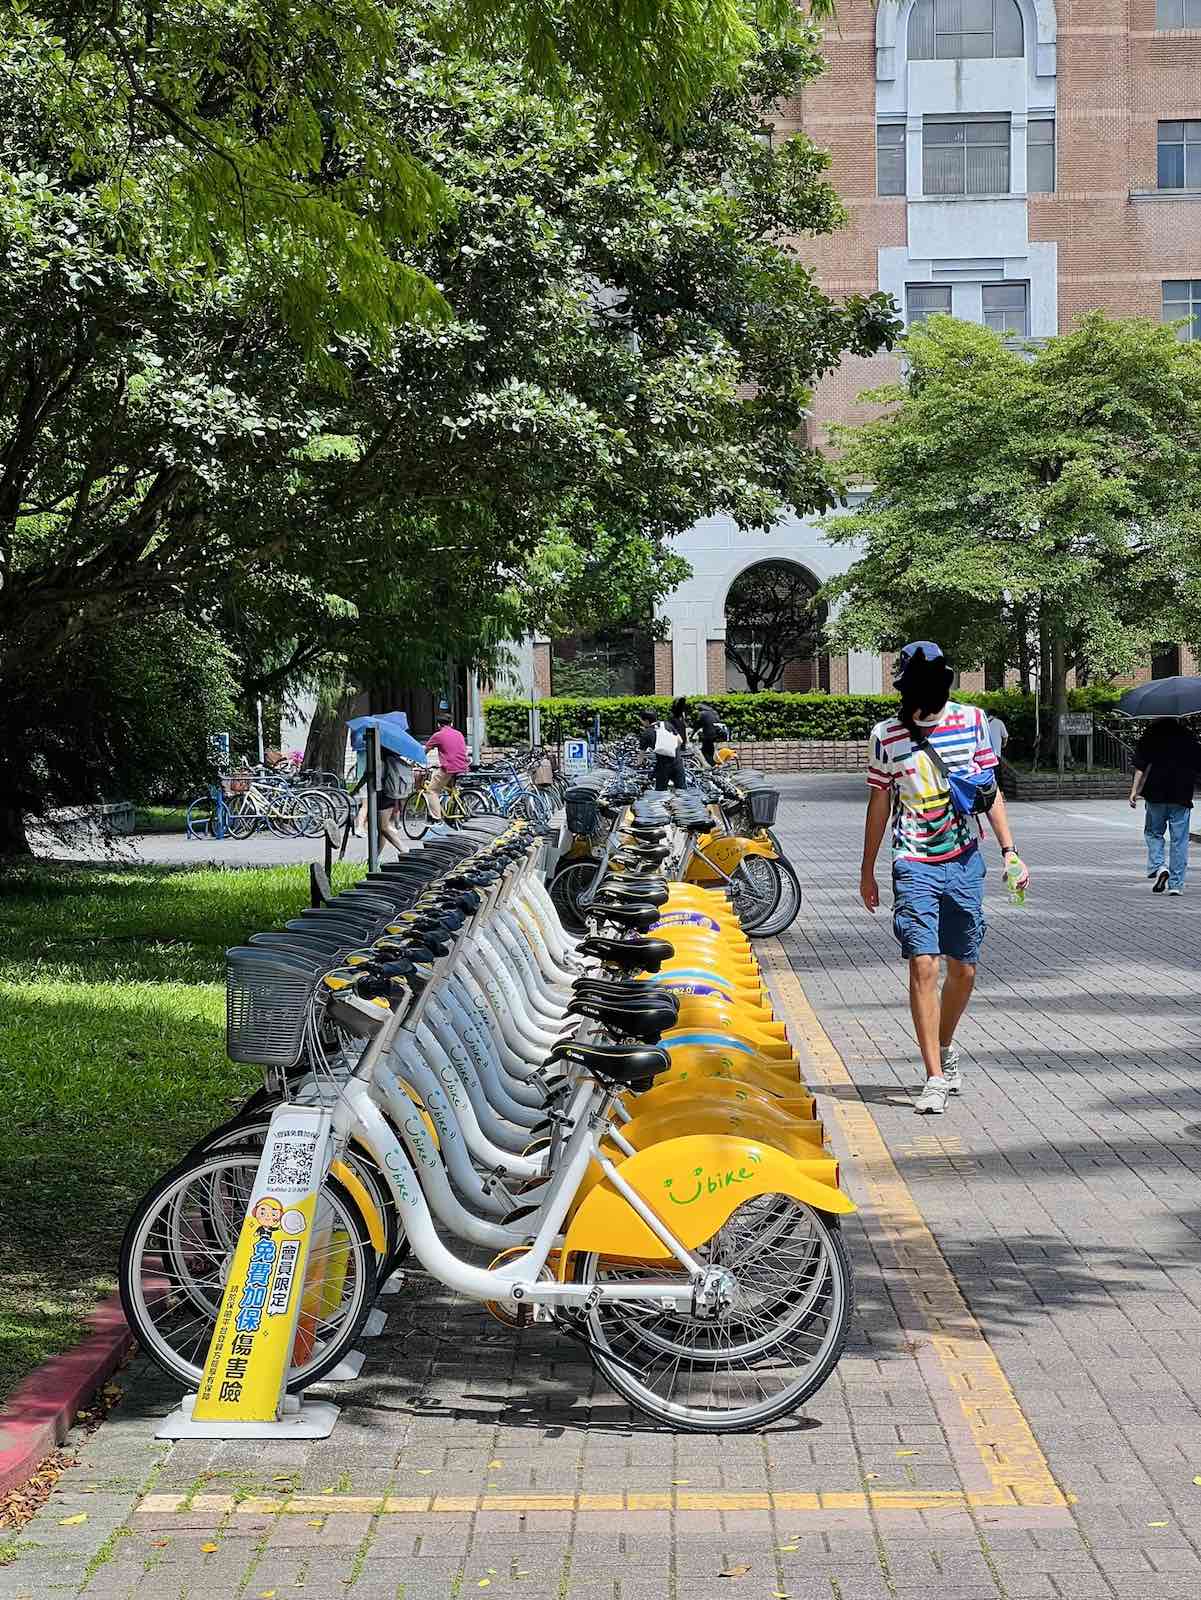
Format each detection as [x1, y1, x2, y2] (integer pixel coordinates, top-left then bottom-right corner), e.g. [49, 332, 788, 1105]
[866, 703, 999, 863]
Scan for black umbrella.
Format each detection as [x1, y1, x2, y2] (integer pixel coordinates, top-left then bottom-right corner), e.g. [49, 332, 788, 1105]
[1117, 676, 1201, 719]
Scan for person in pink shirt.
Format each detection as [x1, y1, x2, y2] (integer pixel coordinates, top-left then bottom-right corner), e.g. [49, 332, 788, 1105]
[423, 712, 469, 821]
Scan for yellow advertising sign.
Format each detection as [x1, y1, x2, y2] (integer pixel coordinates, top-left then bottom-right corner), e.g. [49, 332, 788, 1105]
[193, 1107, 334, 1423]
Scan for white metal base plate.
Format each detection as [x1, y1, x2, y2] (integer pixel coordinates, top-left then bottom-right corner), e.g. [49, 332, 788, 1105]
[322, 1348, 366, 1382]
[156, 1392, 339, 1440]
[361, 1309, 388, 1338]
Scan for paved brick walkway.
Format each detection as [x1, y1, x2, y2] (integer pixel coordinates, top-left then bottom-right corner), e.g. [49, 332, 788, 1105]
[7, 778, 1201, 1599]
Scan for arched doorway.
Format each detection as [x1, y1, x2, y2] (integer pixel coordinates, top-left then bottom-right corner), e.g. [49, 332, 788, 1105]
[723, 560, 829, 693]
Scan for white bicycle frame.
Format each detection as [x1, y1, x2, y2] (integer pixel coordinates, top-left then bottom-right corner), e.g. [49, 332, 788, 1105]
[326, 992, 701, 1309]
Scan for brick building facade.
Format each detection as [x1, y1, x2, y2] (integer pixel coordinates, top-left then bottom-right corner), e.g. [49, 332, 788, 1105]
[637, 0, 1201, 702]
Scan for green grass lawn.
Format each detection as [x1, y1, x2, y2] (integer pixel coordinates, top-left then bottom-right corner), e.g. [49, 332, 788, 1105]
[0, 860, 363, 1404]
[133, 805, 189, 834]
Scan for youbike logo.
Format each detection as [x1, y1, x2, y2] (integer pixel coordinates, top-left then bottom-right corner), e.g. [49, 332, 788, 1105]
[662, 1152, 762, 1205]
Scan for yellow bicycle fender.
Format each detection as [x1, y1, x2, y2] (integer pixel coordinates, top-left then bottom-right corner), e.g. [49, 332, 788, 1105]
[669, 992, 781, 1029]
[663, 1031, 800, 1072]
[621, 1108, 833, 1169]
[683, 831, 777, 884]
[657, 1051, 802, 1096]
[558, 1135, 854, 1276]
[329, 1159, 387, 1255]
[622, 1077, 817, 1122]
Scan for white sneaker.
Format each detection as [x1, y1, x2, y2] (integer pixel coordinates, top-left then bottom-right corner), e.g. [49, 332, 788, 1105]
[940, 1044, 962, 1095]
[1170, 888, 1183, 896]
[914, 1077, 951, 1115]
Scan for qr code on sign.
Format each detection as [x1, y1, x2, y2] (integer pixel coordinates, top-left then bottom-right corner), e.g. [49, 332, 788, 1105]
[267, 1138, 313, 1190]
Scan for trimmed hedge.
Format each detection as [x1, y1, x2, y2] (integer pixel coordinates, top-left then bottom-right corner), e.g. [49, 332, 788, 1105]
[485, 685, 1124, 760]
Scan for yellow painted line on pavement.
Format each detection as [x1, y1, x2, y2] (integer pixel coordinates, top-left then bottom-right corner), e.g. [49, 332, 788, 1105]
[762, 951, 1069, 1513]
[137, 1488, 1039, 1518]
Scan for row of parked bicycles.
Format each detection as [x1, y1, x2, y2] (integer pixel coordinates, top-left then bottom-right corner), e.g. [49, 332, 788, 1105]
[185, 763, 352, 841]
[184, 747, 565, 842]
[550, 757, 799, 938]
[119, 769, 851, 1432]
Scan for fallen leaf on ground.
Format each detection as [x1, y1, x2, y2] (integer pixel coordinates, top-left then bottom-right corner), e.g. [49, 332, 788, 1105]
[777, 1543, 798, 1552]
[896, 1450, 918, 1457]
[478, 1581, 491, 1589]
[1149, 1521, 1169, 1527]
[257, 1591, 277, 1598]
[200, 1542, 218, 1553]
[1194, 1476, 1201, 1487]
[270, 1474, 293, 1482]
[671, 1479, 690, 1485]
[488, 1460, 503, 1469]
[151, 1539, 169, 1548]
[719, 1564, 751, 1578]
[74, 1411, 88, 1421]
[57, 1514, 87, 1526]
[307, 1519, 322, 1527]
[416, 1469, 434, 1475]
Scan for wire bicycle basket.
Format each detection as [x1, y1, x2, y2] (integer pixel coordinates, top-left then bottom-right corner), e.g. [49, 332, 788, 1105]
[225, 947, 329, 1068]
[744, 786, 780, 828]
[220, 773, 252, 796]
[564, 787, 601, 837]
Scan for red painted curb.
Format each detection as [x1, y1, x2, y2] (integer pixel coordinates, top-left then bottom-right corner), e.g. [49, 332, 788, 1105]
[0, 1293, 135, 1498]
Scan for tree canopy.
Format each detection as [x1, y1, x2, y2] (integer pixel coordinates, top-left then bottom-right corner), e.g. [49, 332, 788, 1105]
[0, 5, 899, 843]
[4, 0, 843, 371]
[824, 314, 1201, 719]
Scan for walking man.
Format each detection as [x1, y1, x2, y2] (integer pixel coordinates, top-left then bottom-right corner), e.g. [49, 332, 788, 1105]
[860, 643, 1029, 1114]
[1129, 716, 1200, 894]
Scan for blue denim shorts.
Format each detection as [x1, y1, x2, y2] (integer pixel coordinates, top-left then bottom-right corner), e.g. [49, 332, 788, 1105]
[892, 846, 986, 964]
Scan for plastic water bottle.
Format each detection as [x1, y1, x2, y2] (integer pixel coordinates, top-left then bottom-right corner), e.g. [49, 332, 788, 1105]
[1006, 855, 1026, 907]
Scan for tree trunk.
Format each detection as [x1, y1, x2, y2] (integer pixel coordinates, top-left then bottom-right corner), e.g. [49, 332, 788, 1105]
[1016, 605, 1032, 695]
[0, 805, 32, 858]
[1052, 632, 1070, 772]
[1038, 613, 1052, 707]
[303, 683, 361, 774]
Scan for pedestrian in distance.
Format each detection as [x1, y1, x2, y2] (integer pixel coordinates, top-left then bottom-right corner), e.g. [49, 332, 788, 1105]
[423, 711, 469, 822]
[692, 702, 722, 767]
[860, 642, 1029, 1115]
[643, 701, 687, 789]
[987, 710, 1009, 761]
[1129, 716, 1200, 895]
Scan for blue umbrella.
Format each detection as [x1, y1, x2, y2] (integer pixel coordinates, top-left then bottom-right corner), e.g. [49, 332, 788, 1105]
[346, 713, 426, 763]
[1117, 677, 1201, 719]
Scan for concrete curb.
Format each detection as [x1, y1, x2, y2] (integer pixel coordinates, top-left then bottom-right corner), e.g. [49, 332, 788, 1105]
[0, 1293, 134, 1498]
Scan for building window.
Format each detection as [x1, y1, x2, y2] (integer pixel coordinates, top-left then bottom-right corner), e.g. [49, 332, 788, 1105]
[1158, 122, 1201, 190]
[909, 0, 1023, 61]
[877, 124, 906, 195]
[907, 284, 953, 326]
[1027, 119, 1055, 193]
[1163, 280, 1201, 341]
[983, 282, 1029, 336]
[1157, 0, 1201, 27]
[1152, 644, 1182, 680]
[924, 119, 1011, 195]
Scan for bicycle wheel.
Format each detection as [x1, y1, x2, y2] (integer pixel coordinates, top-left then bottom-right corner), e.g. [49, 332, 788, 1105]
[548, 859, 602, 935]
[290, 793, 328, 838]
[728, 856, 780, 934]
[224, 795, 260, 840]
[573, 1198, 852, 1432]
[198, 1116, 403, 1270]
[752, 858, 802, 938]
[460, 788, 492, 819]
[119, 1147, 376, 1392]
[185, 796, 215, 839]
[400, 791, 430, 840]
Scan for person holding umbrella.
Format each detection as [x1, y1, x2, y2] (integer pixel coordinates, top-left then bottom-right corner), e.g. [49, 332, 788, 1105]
[1129, 718, 1201, 894]
[1118, 676, 1201, 895]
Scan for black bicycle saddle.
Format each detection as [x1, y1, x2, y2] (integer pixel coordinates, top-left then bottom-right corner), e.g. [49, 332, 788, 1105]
[546, 1041, 669, 1091]
[578, 935, 675, 973]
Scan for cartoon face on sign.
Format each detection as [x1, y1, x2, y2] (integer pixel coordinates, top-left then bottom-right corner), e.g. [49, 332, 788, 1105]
[251, 1196, 284, 1237]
